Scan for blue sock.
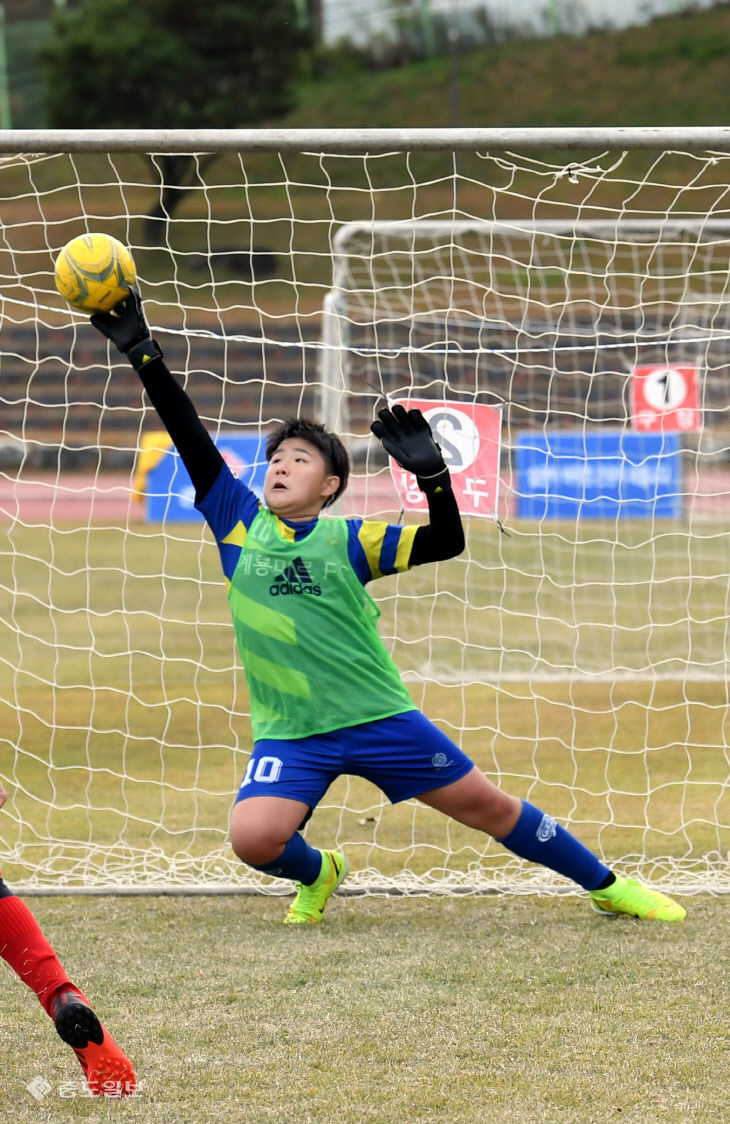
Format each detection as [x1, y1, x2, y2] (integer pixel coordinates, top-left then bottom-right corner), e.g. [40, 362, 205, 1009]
[497, 800, 611, 891]
[251, 832, 323, 885]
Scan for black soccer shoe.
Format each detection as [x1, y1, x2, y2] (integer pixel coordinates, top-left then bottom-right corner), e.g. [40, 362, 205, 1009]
[52, 990, 105, 1049]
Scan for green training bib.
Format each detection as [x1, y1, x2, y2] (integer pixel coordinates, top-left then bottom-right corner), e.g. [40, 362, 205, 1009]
[228, 508, 415, 740]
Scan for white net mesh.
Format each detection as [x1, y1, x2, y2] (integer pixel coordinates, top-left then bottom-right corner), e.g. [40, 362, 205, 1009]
[1, 139, 730, 893]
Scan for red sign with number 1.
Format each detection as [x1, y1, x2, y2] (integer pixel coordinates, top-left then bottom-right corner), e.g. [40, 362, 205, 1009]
[631, 365, 701, 432]
[389, 400, 503, 519]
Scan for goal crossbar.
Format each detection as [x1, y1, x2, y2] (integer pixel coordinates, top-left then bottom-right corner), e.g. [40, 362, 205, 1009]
[1, 126, 730, 154]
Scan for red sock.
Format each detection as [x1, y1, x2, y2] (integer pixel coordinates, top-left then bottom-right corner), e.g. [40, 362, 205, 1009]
[0, 893, 86, 1017]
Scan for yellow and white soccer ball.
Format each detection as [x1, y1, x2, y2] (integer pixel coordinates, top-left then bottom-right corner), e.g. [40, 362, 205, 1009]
[54, 233, 136, 313]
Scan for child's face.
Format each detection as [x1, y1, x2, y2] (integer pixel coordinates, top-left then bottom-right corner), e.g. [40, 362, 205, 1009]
[264, 437, 340, 520]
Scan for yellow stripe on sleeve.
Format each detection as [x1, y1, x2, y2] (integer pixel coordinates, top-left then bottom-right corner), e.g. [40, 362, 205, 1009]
[357, 521, 387, 579]
[357, 521, 418, 579]
[221, 520, 248, 547]
[393, 524, 418, 570]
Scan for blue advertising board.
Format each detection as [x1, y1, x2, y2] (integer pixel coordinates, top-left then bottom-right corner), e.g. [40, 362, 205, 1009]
[142, 432, 267, 522]
[515, 430, 682, 520]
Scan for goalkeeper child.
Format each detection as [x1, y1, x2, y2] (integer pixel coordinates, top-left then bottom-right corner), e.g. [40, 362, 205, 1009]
[0, 782, 136, 1096]
[91, 292, 686, 926]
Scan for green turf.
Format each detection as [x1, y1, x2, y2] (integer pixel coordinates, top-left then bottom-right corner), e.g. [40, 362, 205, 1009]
[0, 892, 725, 1123]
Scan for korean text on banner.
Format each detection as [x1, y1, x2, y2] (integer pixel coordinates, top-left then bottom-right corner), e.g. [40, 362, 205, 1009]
[388, 401, 503, 519]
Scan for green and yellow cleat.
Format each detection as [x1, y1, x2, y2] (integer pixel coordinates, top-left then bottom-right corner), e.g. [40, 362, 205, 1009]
[284, 850, 348, 925]
[589, 875, 686, 922]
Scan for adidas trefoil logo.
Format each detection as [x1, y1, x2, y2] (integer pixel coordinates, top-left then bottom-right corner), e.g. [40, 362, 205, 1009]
[269, 556, 321, 597]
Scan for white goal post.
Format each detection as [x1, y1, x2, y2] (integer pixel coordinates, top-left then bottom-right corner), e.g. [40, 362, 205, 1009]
[1, 128, 730, 896]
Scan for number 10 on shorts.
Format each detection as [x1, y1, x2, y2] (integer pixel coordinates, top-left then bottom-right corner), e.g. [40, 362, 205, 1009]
[240, 755, 283, 788]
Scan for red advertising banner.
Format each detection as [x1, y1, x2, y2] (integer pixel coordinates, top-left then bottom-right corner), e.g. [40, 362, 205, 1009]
[389, 400, 503, 519]
[631, 365, 701, 432]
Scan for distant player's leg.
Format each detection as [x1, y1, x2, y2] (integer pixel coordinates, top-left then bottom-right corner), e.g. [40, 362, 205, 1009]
[230, 794, 347, 925]
[417, 768, 686, 921]
[0, 876, 137, 1095]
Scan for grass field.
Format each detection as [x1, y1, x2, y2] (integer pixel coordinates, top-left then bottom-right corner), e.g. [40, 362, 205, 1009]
[1, 892, 728, 1123]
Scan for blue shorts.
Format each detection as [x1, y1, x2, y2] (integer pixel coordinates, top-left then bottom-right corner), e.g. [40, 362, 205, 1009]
[234, 710, 474, 809]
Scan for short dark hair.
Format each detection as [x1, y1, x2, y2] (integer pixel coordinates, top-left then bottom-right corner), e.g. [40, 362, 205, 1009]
[265, 417, 350, 507]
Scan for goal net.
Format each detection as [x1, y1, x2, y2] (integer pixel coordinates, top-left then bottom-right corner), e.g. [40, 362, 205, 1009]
[1, 132, 730, 895]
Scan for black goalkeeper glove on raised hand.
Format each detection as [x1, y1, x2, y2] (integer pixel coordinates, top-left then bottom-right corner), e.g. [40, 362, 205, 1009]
[371, 404, 450, 494]
[90, 289, 162, 371]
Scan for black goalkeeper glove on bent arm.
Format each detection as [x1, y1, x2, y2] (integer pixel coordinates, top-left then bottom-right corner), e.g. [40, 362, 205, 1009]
[90, 289, 163, 371]
[371, 404, 451, 494]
